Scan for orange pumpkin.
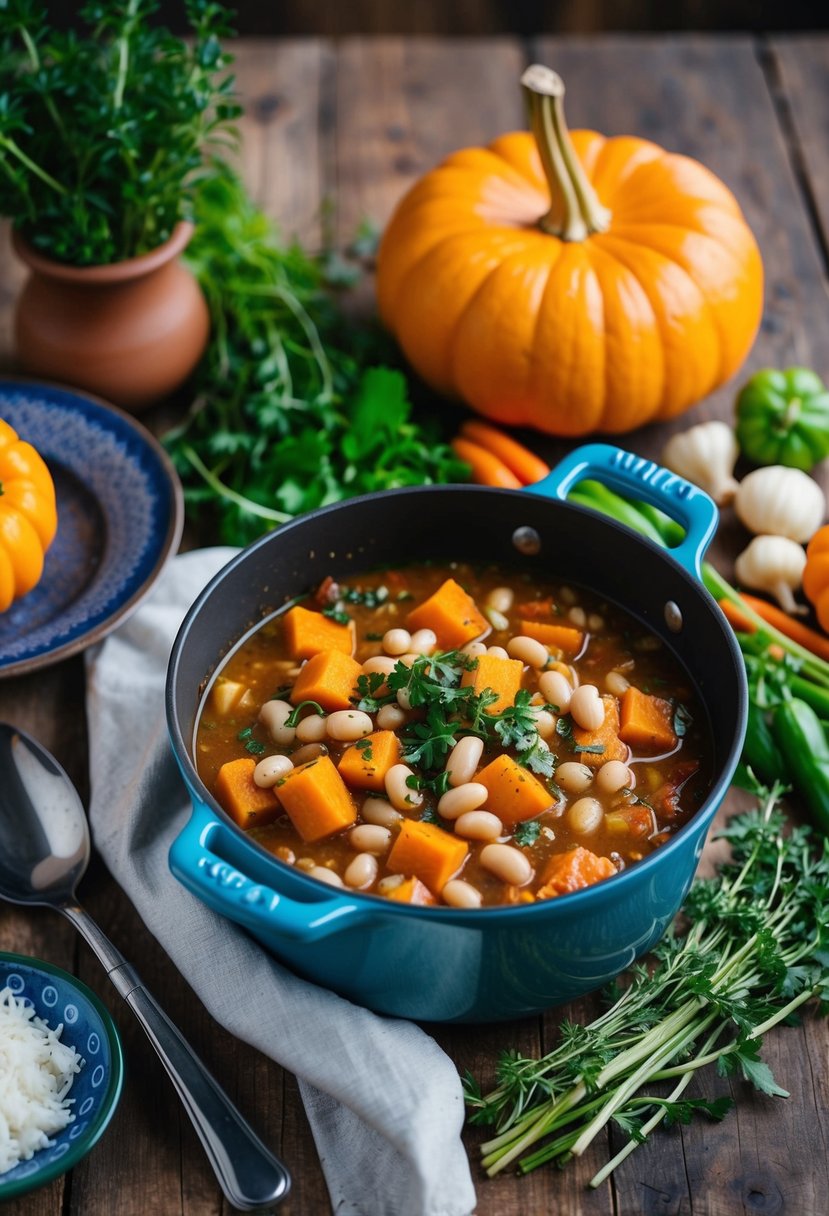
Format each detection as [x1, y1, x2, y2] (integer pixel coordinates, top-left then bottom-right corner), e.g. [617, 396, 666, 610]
[804, 525, 829, 633]
[377, 66, 764, 436]
[0, 418, 58, 611]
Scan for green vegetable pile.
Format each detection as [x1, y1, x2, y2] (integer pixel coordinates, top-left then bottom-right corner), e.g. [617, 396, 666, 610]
[466, 783, 829, 1182]
[164, 166, 468, 546]
[0, 0, 239, 265]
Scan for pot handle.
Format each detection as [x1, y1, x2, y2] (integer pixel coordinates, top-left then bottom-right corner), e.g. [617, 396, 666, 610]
[169, 802, 369, 943]
[529, 442, 718, 578]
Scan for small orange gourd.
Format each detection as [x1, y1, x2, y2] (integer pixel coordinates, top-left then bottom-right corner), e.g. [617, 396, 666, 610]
[0, 418, 57, 611]
[377, 66, 763, 436]
[803, 526, 829, 632]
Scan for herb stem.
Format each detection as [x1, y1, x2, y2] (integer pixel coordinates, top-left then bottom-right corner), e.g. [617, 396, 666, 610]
[180, 445, 294, 524]
[0, 138, 66, 196]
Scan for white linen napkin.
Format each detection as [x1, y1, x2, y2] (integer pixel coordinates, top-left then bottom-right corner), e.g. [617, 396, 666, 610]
[84, 547, 477, 1216]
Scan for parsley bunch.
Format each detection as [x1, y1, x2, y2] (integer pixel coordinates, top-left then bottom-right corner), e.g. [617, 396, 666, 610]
[165, 165, 468, 545]
[465, 782, 829, 1184]
[0, 0, 240, 265]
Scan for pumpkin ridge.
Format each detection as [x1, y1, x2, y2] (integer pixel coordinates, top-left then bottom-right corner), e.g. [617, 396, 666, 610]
[595, 232, 723, 415]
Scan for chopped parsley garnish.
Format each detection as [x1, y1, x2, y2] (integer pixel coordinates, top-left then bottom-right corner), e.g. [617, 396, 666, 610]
[245, 740, 266, 755]
[355, 738, 374, 761]
[284, 700, 325, 728]
[365, 631, 384, 641]
[237, 726, 253, 740]
[341, 584, 390, 608]
[513, 819, 542, 847]
[322, 606, 351, 625]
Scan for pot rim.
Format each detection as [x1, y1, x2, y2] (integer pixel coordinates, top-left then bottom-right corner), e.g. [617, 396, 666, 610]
[166, 482, 748, 921]
[11, 220, 195, 284]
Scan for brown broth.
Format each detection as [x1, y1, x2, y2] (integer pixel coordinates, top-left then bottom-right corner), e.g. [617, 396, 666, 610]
[195, 562, 712, 908]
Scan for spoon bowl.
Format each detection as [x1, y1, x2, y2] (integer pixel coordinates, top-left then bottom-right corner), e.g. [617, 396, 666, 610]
[0, 722, 290, 1212]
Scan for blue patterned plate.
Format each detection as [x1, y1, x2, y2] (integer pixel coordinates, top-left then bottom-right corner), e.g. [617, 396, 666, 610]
[0, 952, 124, 1199]
[0, 380, 183, 677]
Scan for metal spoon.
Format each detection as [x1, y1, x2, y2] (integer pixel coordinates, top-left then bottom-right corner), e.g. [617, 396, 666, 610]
[0, 722, 290, 1212]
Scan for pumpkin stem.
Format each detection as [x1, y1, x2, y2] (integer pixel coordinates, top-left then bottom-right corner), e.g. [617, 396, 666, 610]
[521, 65, 611, 241]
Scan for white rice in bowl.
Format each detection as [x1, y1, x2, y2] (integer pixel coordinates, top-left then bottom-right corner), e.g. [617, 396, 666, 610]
[0, 985, 83, 1174]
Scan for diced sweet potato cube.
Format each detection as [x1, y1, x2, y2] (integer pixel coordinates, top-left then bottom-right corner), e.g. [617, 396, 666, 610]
[386, 819, 469, 894]
[518, 620, 584, 656]
[619, 687, 677, 753]
[572, 695, 628, 768]
[475, 754, 554, 827]
[214, 757, 280, 829]
[387, 876, 435, 905]
[282, 604, 353, 660]
[275, 755, 356, 842]
[537, 846, 616, 899]
[406, 578, 487, 649]
[290, 649, 363, 712]
[461, 654, 523, 713]
[338, 730, 401, 791]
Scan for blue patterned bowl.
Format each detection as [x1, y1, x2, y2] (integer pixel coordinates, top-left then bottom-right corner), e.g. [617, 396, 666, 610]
[0, 953, 124, 1200]
[0, 378, 183, 677]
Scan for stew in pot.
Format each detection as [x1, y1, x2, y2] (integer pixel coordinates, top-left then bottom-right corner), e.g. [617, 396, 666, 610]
[195, 563, 711, 908]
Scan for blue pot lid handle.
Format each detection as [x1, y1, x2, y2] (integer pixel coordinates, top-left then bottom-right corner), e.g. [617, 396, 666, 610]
[527, 442, 718, 579]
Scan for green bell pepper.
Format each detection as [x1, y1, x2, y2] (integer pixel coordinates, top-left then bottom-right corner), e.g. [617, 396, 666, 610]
[735, 367, 829, 471]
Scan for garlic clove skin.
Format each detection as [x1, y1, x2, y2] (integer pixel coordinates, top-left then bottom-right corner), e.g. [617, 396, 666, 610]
[734, 534, 807, 614]
[661, 421, 740, 506]
[734, 465, 825, 542]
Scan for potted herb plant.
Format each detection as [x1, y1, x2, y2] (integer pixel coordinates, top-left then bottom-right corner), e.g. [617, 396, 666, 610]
[0, 0, 240, 410]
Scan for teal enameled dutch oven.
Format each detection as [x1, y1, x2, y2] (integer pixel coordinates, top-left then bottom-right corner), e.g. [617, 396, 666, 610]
[166, 444, 747, 1023]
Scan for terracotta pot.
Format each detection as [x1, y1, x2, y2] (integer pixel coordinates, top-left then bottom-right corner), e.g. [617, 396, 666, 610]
[13, 222, 210, 412]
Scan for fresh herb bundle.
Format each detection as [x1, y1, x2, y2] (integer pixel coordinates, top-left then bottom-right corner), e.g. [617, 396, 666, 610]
[164, 165, 468, 546]
[0, 0, 240, 265]
[465, 783, 829, 1184]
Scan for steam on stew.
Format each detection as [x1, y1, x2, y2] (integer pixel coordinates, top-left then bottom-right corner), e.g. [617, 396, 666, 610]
[196, 564, 711, 909]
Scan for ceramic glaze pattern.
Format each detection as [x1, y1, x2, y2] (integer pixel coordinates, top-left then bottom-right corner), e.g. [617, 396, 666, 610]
[0, 380, 182, 675]
[0, 954, 123, 1199]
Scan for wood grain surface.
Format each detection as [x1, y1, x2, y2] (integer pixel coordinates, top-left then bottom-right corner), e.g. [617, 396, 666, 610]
[2, 34, 828, 1216]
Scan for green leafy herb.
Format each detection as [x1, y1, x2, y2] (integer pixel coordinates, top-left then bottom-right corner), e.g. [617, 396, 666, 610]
[284, 700, 325, 728]
[236, 726, 253, 740]
[322, 606, 350, 625]
[573, 742, 605, 756]
[465, 784, 829, 1185]
[513, 820, 542, 847]
[355, 738, 373, 761]
[244, 739, 266, 756]
[0, 0, 241, 265]
[164, 164, 470, 546]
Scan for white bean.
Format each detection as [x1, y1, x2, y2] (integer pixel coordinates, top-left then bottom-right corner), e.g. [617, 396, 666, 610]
[362, 655, 396, 678]
[409, 628, 437, 655]
[396, 685, 413, 710]
[326, 710, 373, 741]
[398, 653, 419, 667]
[361, 797, 402, 828]
[295, 713, 328, 743]
[588, 613, 605, 633]
[344, 852, 379, 889]
[445, 736, 484, 787]
[377, 703, 407, 730]
[507, 635, 548, 668]
[531, 708, 556, 739]
[377, 873, 405, 895]
[479, 843, 533, 886]
[454, 810, 503, 840]
[383, 628, 412, 656]
[556, 762, 594, 794]
[350, 824, 392, 854]
[253, 754, 294, 788]
[538, 670, 572, 713]
[568, 606, 587, 628]
[486, 586, 514, 614]
[291, 742, 329, 766]
[567, 797, 604, 834]
[570, 684, 605, 731]
[595, 760, 634, 795]
[559, 585, 577, 605]
[442, 879, 483, 909]
[605, 670, 630, 697]
[438, 782, 488, 820]
[385, 763, 423, 810]
[259, 698, 297, 745]
[461, 641, 487, 658]
[309, 866, 344, 888]
[484, 606, 509, 632]
[486, 645, 509, 659]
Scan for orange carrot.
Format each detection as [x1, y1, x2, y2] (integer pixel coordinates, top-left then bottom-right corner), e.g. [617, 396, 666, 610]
[459, 420, 551, 485]
[718, 598, 756, 634]
[451, 437, 522, 489]
[739, 594, 829, 663]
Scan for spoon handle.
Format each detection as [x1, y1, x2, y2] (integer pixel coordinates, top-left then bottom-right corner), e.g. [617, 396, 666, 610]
[63, 902, 291, 1212]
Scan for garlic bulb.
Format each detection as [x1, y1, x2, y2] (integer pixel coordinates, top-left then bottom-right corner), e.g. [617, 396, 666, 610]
[735, 465, 825, 542]
[734, 535, 807, 613]
[661, 421, 739, 505]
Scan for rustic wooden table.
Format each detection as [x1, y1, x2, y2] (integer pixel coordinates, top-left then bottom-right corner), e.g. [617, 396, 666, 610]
[3, 32, 829, 1216]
